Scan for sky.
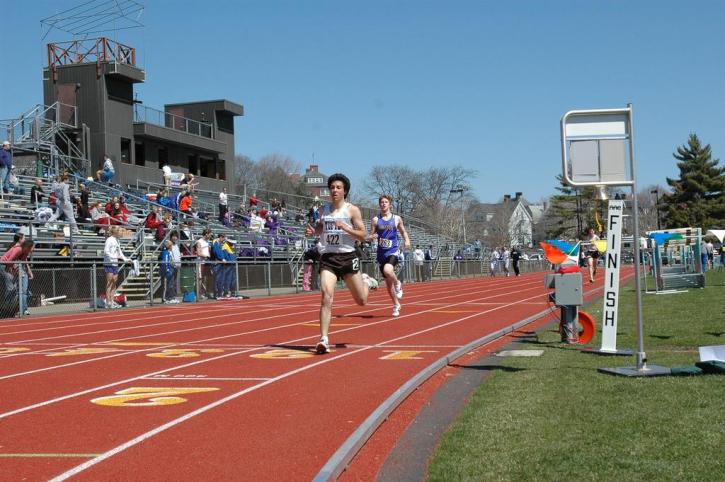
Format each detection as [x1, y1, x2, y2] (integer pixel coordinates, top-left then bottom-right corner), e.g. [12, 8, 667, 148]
[2, 0, 724, 204]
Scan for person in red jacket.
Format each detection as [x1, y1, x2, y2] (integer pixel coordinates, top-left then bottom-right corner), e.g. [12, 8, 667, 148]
[144, 206, 163, 230]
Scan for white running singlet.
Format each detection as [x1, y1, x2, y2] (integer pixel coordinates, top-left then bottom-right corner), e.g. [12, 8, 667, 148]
[318, 203, 356, 254]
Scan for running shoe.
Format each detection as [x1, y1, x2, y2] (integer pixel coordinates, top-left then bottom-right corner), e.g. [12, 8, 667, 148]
[362, 273, 379, 290]
[392, 304, 401, 317]
[315, 337, 330, 354]
[394, 282, 403, 299]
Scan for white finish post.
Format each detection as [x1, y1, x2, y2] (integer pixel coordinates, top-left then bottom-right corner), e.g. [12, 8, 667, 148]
[599, 200, 624, 352]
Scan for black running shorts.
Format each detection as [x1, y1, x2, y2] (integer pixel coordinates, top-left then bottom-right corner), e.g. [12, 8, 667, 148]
[378, 255, 399, 275]
[319, 252, 360, 279]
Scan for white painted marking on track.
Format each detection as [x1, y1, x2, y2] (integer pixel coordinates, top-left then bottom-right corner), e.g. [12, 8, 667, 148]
[46, 285, 562, 481]
[0, 277, 548, 418]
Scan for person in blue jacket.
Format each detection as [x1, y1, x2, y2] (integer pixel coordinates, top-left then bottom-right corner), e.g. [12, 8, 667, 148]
[211, 233, 229, 298]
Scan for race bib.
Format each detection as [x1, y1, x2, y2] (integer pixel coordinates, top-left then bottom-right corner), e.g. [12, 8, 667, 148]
[379, 238, 393, 249]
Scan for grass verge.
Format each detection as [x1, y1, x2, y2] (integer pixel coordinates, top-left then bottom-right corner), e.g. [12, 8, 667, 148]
[428, 269, 725, 481]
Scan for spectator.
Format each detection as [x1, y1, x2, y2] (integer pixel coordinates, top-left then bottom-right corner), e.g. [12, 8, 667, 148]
[413, 245, 425, 282]
[157, 188, 171, 208]
[91, 201, 112, 233]
[30, 179, 45, 206]
[105, 196, 119, 215]
[424, 245, 435, 281]
[109, 202, 128, 225]
[47, 174, 80, 235]
[96, 155, 115, 184]
[8, 232, 25, 249]
[159, 239, 179, 303]
[180, 173, 196, 190]
[78, 183, 89, 210]
[155, 213, 172, 242]
[1, 239, 35, 316]
[178, 190, 193, 213]
[7, 166, 22, 194]
[218, 187, 228, 223]
[75, 195, 91, 223]
[103, 226, 128, 309]
[249, 193, 258, 208]
[211, 233, 229, 298]
[302, 244, 319, 291]
[194, 228, 214, 299]
[161, 164, 172, 186]
[489, 247, 501, 277]
[249, 209, 264, 233]
[705, 238, 714, 269]
[511, 245, 522, 277]
[0, 141, 12, 193]
[501, 246, 511, 277]
[144, 206, 163, 230]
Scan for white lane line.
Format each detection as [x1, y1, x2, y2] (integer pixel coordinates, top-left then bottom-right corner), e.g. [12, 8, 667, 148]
[141, 377, 271, 381]
[0, 277, 539, 362]
[0, 279, 547, 419]
[48, 289, 550, 482]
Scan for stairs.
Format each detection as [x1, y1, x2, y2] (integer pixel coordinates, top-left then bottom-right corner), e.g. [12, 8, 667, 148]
[117, 256, 161, 301]
[434, 257, 452, 278]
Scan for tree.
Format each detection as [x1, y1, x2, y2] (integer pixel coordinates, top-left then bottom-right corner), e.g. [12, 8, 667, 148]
[545, 175, 600, 239]
[233, 153, 305, 201]
[662, 134, 725, 230]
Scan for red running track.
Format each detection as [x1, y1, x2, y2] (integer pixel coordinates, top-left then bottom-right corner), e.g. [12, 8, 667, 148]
[0, 269, 622, 481]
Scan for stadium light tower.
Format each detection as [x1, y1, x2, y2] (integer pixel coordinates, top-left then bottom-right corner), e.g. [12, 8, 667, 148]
[450, 186, 466, 245]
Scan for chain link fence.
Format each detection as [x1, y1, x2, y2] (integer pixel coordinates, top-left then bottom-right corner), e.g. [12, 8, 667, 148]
[0, 258, 552, 319]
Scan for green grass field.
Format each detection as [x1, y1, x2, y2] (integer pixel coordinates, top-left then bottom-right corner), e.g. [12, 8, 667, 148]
[428, 269, 725, 481]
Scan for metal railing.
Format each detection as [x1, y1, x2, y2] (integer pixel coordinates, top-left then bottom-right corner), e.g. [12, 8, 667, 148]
[133, 104, 214, 139]
[47, 37, 136, 68]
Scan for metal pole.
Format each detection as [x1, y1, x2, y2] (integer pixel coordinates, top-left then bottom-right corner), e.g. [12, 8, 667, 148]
[18, 268, 24, 318]
[267, 261, 272, 296]
[149, 261, 154, 306]
[628, 104, 647, 370]
[235, 260, 240, 296]
[91, 261, 97, 312]
[88, 261, 96, 311]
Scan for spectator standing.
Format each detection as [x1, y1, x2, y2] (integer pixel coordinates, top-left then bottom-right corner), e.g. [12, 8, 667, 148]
[30, 179, 45, 206]
[211, 233, 232, 298]
[159, 239, 180, 303]
[302, 244, 319, 291]
[162, 164, 172, 186]
[103, 226, 128, 309]
[0, 141, 12, 193]
[218, 187, 228, 223]
[195, 228, 214, 299]
[47, 174, 80, 234]
[705, 238, 714, 269]
[511, 245, 522, 277]
[1, 239, 35, 316]
[169, 232, 182, 300]
[413, 245, 425, 282]
[501, 246, 511, 277]
[96, 155, 115, 184]
[424, 245, 435, 281]
[489, 247, 500, 277]
[249, 193, 258, 208]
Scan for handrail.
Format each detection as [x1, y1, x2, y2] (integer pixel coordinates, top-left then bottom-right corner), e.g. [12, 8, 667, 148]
[133, 104, 214, 139]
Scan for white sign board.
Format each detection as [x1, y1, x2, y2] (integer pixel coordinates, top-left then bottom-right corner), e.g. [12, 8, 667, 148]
[600, 200, 625, 352]
[564, 113, 628, 138]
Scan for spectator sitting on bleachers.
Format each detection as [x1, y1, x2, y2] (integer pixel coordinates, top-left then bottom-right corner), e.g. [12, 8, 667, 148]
[180, 173, 197, 190]
[249, 193, 258, 208]
[75, 196, 91, 223]
[249, 209, 264, 232]
[91, 201, 112, 233]
[155, 213, 172, 242]
[157, 188, 171, 208]
[96, 154, 115, 185]
[7, 167, 22, 195]
[109, 202, 128, 225]
[105, 196, 119, 215]
[144, 206, 163, 230]
[30, 179, 45, 206]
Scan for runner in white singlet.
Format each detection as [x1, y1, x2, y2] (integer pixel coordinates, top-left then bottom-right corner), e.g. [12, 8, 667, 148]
[305, 173, 378, 354]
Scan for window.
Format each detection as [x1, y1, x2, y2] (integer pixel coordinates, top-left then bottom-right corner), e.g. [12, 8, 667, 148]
[188, 154, 198, 175]
[307, 176, 323, 184]
[199, 157, 216, 178]
[319, 188, 329, 197]
[120, 138, 131, 164]
[134, 141, 145, 166]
